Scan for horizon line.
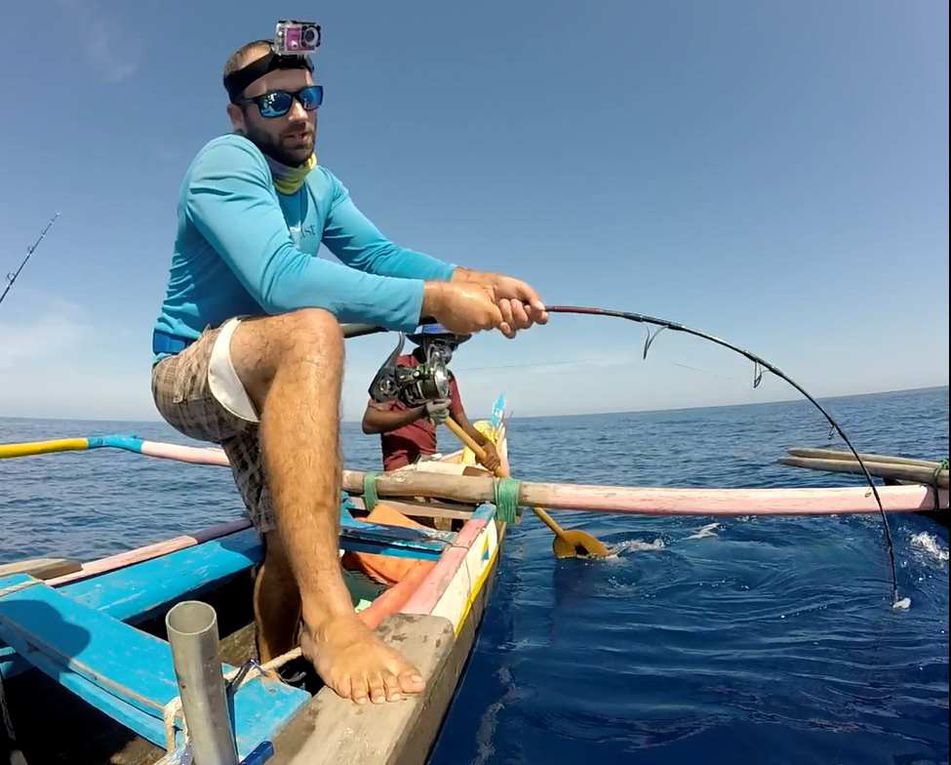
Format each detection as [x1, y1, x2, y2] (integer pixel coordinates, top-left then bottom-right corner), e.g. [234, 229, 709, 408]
[0, 383, 946, 427]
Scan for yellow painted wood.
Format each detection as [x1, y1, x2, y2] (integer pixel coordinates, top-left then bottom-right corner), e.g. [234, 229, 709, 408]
[0, 438, 90, 459]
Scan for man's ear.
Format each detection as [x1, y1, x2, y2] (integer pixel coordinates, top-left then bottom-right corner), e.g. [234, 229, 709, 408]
[227, 103, 246, 134]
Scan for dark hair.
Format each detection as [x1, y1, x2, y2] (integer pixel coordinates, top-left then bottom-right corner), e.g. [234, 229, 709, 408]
[223, 39, 272, 80]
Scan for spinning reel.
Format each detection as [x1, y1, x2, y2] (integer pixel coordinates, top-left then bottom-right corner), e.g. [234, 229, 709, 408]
[367, 333, 452, 407]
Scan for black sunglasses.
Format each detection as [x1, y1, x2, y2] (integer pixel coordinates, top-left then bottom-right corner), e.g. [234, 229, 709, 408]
[236, 85, 324, 118]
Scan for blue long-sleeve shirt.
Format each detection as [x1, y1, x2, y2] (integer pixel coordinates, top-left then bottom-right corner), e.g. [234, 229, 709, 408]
[153, 134, 455, 359]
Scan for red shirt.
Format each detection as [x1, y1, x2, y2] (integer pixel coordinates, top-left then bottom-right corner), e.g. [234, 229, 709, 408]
[371, 354, 464, 471]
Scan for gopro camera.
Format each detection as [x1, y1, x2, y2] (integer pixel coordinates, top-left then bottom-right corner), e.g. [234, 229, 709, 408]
[274, 20, 321, 55]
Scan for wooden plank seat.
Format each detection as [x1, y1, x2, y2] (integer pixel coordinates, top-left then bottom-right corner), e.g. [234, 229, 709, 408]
[2, 502, 455, 679]
[0, 573, 310, 758]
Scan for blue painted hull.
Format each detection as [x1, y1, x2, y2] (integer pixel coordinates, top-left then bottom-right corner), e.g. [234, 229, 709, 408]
[0, 394, 510, 764]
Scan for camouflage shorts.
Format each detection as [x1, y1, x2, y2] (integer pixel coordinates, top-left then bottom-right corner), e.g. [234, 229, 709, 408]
[151, 324, 276, 533]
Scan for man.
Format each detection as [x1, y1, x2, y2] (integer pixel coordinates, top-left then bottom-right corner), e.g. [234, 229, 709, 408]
[150, 34, 547, 706]
[361, 324, 502, 473]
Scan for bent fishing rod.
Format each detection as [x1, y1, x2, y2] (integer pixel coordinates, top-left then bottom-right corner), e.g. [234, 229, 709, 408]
[343, 303, 906, 606]
[0, 212, 60, 308]
[552, 305, 905, 605]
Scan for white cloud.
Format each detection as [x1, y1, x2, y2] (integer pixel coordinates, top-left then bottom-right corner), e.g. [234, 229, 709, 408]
[57, 0, 143, 83]
[0, 302, 153, 420]
[0, 304, 94, 371]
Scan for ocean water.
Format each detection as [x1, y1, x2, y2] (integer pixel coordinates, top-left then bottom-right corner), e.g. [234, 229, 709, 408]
[1, 386, 948, 764]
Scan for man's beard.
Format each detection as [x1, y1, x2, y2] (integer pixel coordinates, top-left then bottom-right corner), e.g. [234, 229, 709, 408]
[245, 121, 315, 166]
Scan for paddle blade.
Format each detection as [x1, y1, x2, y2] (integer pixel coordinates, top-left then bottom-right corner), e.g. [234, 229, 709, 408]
[552, 530, 611, 559]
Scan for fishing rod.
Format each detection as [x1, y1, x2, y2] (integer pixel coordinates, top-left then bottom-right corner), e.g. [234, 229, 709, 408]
[342, 304, 907, 605]
[0, 212, 60, 307]
[546, 304, 905, 608]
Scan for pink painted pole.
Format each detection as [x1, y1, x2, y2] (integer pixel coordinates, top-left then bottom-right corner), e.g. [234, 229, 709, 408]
[48, 519, 251, 586]
[139, 440, 231, 466]
[68, 439, 950, 517]
[338, 469, 948, 516]
[517, 483, 948, 516]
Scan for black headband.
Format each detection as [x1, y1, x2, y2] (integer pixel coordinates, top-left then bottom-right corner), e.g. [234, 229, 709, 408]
[224, 50, 315, 103]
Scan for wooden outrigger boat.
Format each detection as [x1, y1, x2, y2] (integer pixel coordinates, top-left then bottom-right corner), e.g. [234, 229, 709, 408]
[0, 396, 512, 765]
[1, 392, 947, 764]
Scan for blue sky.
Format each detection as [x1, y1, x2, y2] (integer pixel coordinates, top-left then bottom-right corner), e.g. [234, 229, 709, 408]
[0, 0, 947, 421]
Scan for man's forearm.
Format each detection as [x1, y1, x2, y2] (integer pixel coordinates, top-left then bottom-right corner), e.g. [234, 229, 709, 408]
[362, 405, 425, 434]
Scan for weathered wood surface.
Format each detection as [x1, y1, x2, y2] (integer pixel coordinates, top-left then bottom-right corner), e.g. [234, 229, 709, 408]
[46, 519, 253, 586]
[0, 557, 81, 580]
[349, 497, 475, 522]
[270, 614, 456, 765]
[787, 447, 944, 469]
[340, 469, 949, 514]
[781, 456, 949, 489]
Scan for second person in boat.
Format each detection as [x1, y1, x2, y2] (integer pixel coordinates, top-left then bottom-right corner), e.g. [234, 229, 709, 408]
[361, 324, 502, 474]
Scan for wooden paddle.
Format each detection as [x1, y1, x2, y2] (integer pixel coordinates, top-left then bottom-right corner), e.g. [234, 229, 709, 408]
[443, 417, 610, 558]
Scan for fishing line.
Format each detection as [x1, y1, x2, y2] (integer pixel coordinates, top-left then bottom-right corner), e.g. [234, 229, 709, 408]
[456, 358, 734, 377]
[342, 305, 906, 604]
[546, 305, 904, 607]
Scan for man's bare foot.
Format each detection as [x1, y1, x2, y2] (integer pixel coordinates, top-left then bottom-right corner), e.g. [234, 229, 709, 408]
[300, 615, 426, 704]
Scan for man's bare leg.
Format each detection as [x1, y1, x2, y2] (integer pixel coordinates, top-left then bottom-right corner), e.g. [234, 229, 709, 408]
[231, 309, 424, 704]
[254, 531, 301, 662]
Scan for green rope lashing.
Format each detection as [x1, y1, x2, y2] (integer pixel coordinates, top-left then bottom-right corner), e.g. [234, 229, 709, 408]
[493, 477, 521, 523]
[933, 459, 949, 487]
[363, 472, 380, 512]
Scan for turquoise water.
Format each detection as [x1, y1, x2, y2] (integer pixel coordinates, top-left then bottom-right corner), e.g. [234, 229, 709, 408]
[1, 386, 948, 763]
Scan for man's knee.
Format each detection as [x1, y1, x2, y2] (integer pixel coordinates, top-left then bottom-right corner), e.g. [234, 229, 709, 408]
[252, 309, 343, 371]
[282, 308, 344, 364]
[232, 309, 343, 396]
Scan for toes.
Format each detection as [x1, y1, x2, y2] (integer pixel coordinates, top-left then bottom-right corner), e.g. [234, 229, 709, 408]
[398, 669, 426, 695]
[333, 674, 353, 702]
[347, 674, 370, 705]
[368, 672, 386, 704]
[304, 618, 425, 705]
[382, 672, 403, 702]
